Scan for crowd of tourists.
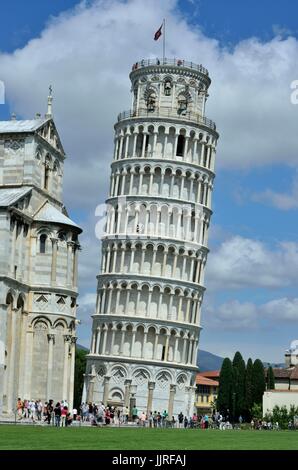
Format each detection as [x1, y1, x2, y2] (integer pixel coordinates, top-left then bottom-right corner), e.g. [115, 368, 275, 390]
[16, 398, 78, 426]
[79, 402, 215, 428]
[16, 399, 292, 431]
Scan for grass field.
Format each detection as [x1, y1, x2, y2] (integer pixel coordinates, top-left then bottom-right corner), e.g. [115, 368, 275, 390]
[0, 425, 297, 450]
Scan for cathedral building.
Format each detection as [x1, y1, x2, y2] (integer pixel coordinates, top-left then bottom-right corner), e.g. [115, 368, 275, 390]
[83, 58, 218, 416]
[0, 91, 82, 415]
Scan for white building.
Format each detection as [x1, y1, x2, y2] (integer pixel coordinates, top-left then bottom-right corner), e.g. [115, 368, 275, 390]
[0, 91, 82, 415]
[83, 58, 219, 417]
[263, 340, 298, 414]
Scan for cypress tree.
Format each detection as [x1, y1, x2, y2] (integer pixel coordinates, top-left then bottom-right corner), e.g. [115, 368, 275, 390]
[267, 366, 275, 390]
[232, 351, 246, 419]
[252, 359, 266, 405]
[245, 358, 253, 419]
[74, 347, 88, 408]
[245, 359, 253, 406]
[217, 358, 233, 416]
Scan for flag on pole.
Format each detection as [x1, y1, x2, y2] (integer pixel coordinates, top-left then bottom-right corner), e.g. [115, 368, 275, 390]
[154, 24, 163, 41]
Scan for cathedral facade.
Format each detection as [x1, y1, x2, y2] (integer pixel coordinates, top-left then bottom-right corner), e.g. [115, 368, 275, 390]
[83, 58, 218, 417]
[0, 93, 82, 414]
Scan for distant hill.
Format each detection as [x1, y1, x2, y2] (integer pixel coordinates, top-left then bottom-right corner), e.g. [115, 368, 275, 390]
[263, 362, 285, 369]
[197, 349, 224, 372]
[76, 343, 284, 372]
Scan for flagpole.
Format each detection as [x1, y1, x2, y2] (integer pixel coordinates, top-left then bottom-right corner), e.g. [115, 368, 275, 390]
[163, 18, 165, 62]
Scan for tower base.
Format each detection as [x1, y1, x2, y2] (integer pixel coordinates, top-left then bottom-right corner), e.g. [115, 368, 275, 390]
[83, 356, 197, 418]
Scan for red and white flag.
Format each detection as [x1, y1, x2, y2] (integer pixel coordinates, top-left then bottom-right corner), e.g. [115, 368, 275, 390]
[154, 24, 163, 41]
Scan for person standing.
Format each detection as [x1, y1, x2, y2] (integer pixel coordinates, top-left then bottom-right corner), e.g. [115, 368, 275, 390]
[72, 407, 78, 421]
[54, 403, 61, 427]
[132, 406, 138, 422]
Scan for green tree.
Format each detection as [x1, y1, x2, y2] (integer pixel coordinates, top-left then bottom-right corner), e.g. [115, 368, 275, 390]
[251, 403, 262, 421]
[252, 359, 266, 406]
[217, 358, 233, 415]
[267, 366, 275, 390]
[245, 358, 253, 419]
[232, 351, 246, 420]
[74, 347, 88, 408]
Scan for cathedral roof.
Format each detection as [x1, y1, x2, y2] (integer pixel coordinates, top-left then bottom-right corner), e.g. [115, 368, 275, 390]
[0, 118, 48, 133]
[0, 187, 32, 206]
[34, 202, 82, 232]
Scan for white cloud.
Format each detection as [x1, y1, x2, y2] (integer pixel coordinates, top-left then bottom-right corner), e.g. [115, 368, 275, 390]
[206, 236, 298, 290]
[203, 296, 298, 332]
[260, 297, 298, 321]
[252, 174, 298, 210]
[203, 299, 258, 329]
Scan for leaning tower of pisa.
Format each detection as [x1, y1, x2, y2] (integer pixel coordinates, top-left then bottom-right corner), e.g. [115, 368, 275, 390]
[83, 58, 219, 417]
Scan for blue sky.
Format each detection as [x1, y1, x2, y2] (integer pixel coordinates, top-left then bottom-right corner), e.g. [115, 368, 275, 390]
[1, 0, 298, 362]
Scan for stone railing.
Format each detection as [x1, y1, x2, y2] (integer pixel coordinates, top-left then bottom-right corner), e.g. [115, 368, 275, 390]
[117, 108, 216, 130]
[131, 58, 209, 76]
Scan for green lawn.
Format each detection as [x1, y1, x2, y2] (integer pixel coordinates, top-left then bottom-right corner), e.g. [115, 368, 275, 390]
[0, 425, 297, 450]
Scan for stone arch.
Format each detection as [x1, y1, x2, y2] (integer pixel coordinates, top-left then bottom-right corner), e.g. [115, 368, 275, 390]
[31, 316, 52, 329]
[5, 290, 16, 308]
[134, 324, 145, 357]
[176, 373, 188, 389]
[144, 86, 158, 112]
[132, 367, 151, 386]
[53, 318, 68, 329]
[16, 293, 26, 311]
[110, 364, 128, 384]
[146, 325, 156, 360]
[109, 388, 124, 403]
[155, 370, 173, 389]
[123, 323, 133, 356]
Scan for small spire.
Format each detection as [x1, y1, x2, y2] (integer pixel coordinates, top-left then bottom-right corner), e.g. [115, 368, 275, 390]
[11, 112, 16, 121]
[45, 85, 53, 118]
[35, 112, 41, 119]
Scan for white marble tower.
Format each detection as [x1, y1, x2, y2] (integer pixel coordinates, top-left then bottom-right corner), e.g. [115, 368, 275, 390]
[84, 58, 218, 417]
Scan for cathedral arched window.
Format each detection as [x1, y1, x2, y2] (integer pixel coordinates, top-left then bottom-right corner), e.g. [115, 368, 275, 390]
[44, 157, 51, 190]
[35, 147, 42, 162]
[40, 234, 47, 254]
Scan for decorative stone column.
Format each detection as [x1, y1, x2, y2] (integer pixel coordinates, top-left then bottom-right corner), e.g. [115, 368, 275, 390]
[168, 384, 176, 418]
[124, 379, 132, 408]
[66, 241, 74, 287]
[23, 325, 34, 400]
[72, 244, 79, 288]
[46, 333, 55, 399]
[146, 381, 155, 416]
[68, 336, 77, 408]
[62, 335, 71, 400]
[87, 365, 96, 403]
[7, 307, 18, 412]
[51, 237, 58, 285]
[103, 376, 111, 405]
[10, 219, 17, 277]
